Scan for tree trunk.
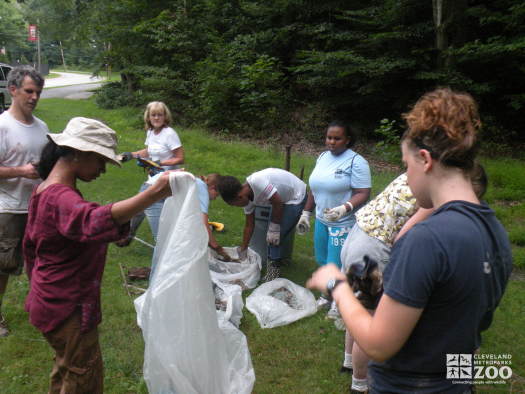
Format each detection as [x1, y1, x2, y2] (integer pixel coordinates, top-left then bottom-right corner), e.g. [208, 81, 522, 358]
[432, 0, 468, 69]
[59, 41, 67, 71]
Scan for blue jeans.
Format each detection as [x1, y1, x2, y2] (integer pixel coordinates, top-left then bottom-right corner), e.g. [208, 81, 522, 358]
[267, 196, 307, 262]
[314, 219, 352, 268]
[139, 182, 166, 243]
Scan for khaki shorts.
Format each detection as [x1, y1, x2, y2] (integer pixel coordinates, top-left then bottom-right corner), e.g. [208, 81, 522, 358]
[0, 213, 27, 275]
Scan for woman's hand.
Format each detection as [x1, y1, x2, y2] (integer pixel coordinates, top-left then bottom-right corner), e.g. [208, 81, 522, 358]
[146, 171, 173, 199]
[306, 263, 347, 293]
[323, 204, 349, 221]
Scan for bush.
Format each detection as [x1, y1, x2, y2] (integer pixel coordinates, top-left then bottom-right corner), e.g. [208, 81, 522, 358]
[194, 41, 291, 135]
[372, 118, 402, 163]
[95, 82, 133, 109]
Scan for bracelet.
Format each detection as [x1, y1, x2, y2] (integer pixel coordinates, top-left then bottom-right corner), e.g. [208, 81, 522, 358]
[326, 278, 346, 301]
[344, 201, 354, 212]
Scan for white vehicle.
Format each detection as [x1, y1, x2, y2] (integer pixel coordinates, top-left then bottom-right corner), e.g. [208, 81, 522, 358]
[0, 63, 13, 112]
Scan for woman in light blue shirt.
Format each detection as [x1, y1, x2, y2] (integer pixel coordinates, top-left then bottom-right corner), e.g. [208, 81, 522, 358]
[298, 121, 371, 270]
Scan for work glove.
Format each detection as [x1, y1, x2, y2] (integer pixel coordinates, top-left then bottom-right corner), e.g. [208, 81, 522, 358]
[120, 152, 134, 163]
[346, 255, 383, 310]
[236, 246, 248, 261]
[266, 222, 281, 245]
[296, 210, 312, 235]
[323, 204, 350, 222]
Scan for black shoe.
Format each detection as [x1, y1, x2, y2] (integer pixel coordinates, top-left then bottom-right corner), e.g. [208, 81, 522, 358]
[340, 365, 353, 374]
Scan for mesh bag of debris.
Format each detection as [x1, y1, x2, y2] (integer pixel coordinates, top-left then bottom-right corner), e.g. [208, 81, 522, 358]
[208, 247, 261, 290]
[246, 278, 317, 328]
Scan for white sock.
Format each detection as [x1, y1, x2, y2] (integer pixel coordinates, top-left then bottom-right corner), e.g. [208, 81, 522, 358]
[343, 352, 352, 368]
[351, 376, 368, 392]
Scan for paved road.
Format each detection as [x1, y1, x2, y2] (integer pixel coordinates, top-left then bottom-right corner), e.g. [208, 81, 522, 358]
[41, 83, 103, 99]
[41, 71, 105, 99]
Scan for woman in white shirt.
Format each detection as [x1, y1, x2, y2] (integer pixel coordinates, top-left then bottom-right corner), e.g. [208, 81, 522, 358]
[120, 102, 184, 243]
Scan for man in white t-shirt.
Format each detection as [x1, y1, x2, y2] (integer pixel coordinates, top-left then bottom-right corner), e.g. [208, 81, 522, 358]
[0, 66, 48, 337]
[218, 168, 307, 281]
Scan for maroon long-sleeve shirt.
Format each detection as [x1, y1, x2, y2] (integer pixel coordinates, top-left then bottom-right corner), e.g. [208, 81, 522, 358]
[23, 184, 129, 333]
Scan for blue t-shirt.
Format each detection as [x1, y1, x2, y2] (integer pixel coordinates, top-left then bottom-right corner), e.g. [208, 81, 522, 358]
[195, 178, 210, 214]
[369, 201, 512, 393]
[309, 149, 371, 226]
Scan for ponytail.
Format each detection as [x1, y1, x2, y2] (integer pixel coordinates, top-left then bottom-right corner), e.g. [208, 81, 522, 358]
[37, 140, 75, 180]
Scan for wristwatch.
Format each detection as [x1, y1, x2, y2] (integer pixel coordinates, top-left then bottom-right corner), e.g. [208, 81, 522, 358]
[326, 278, 345, 300]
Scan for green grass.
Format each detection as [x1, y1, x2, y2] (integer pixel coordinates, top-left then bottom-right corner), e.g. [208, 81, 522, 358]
[0, 97, 524, 392]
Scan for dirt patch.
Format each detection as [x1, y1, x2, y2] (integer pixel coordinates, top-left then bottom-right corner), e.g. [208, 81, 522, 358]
[215, 132, 401, 173]
[494, 200, 522, 207]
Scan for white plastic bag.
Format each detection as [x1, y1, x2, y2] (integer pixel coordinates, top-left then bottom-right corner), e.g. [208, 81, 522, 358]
[246, 278, 317, 328]
[213, 281, 244, 328]
[134, 172, 255, 394]
[208, 247, 261, 290]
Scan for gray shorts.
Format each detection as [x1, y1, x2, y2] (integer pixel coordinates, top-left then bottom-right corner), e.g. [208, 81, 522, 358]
[340, 224, 391, 274]
[0, 213, 27, 275]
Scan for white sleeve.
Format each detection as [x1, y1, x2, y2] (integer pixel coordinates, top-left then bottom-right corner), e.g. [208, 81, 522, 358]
[166, 128, 182, 150]
[243, 201, 256, 215]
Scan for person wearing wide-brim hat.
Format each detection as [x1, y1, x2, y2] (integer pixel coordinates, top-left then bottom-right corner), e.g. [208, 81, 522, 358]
[23, 117, 173, 394]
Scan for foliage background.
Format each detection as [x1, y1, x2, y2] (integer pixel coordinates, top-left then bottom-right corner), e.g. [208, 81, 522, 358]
[1, 0, 524, 143]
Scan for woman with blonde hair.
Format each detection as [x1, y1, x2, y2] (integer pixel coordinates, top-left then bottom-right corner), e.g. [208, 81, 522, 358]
[307, 88, 512, 393]
[119, 101, 184, 244]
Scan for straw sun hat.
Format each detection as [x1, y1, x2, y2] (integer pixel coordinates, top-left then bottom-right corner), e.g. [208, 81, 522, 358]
[47, 117, 121, 166]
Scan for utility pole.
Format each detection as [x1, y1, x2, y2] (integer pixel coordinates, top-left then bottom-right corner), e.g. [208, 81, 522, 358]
[37, 19, 41, 73]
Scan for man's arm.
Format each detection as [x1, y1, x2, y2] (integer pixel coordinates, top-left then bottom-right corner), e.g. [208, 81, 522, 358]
[0, 163, 39, 180]
[269, 192, 283, 224]
[240, 212, 255, 250]
[303, 190, 315, 212]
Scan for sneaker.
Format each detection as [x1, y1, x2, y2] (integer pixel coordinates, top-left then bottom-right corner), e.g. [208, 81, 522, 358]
[340, 365, 353, 374]
[0, 314, 9, 338]
[326, 301, 341, 320]
[316, 296, 330, 310]
[263, 261, 280, 282]
[334, 317, 346, 331]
